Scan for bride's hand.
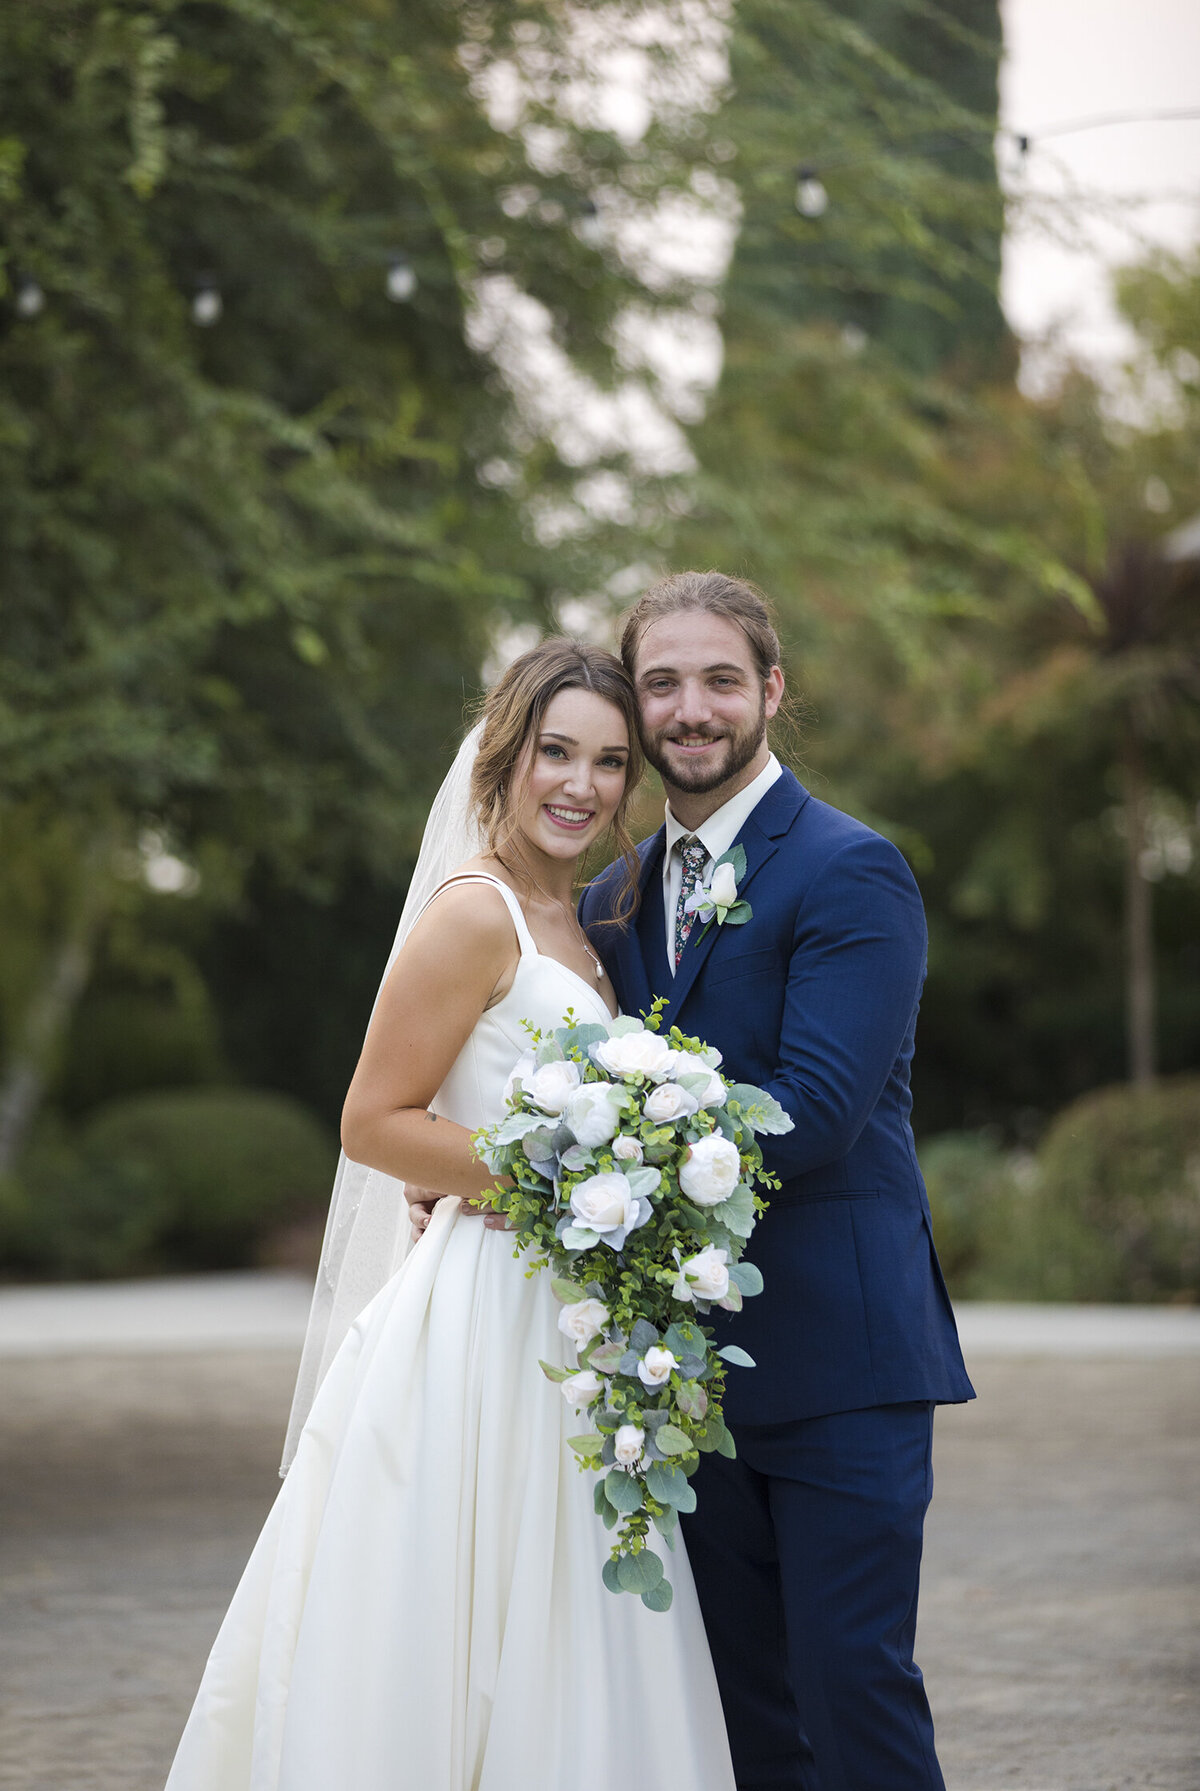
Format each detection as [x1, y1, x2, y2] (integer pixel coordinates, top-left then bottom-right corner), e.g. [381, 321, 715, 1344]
[407, 1195, 440, 1241]
[407, 1187, 510, 1237]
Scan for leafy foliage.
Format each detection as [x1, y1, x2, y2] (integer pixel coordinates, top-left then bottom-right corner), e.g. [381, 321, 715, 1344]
[0, 1085, 336, 1277]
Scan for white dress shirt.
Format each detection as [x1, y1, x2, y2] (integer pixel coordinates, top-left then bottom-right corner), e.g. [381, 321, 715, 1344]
[662, 752, 783, 972]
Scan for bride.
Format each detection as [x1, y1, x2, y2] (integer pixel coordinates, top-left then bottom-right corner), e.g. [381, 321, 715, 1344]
[164, 638, 736, 1791]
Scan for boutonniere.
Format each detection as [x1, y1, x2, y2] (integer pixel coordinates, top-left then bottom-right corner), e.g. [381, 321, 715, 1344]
[684, 844, 752, 942]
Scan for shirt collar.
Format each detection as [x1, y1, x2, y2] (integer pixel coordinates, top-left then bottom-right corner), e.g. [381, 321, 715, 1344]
[663, 752, 783, 867]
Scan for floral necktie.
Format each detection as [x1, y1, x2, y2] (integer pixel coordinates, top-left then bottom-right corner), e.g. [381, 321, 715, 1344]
[673, 835, 709, 969]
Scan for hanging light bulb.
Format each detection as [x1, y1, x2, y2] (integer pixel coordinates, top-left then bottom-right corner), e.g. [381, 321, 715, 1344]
[15, 276, 45, 318]
[191, 276, 222, 326]
[576, 198, 605, 248]
[386, 255, 417, 303]
[794, 166, 828, 219]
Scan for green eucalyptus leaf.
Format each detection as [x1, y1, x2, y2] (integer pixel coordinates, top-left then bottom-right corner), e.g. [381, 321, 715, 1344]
[711, 1183, 756, 1239]
[602, 1556, 623, 1595]
[641, 1577, 674, 1612]
[617, 1548, 664, 1594]
[651, 1502, 679, 1540]
[603, 1469, 644, 1513]
[676, 1382, 708, 1421]
[560, 1022, 609, 1058]
[645, 1460, 697, 1511]
[728, 1259, 764, 1296]
[723, 1085, 793, 1137]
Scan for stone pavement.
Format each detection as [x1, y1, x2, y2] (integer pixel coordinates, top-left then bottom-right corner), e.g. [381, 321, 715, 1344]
[1, 1279, 1197, 1790]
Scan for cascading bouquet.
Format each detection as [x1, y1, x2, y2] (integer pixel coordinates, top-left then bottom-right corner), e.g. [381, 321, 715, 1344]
[474, 999, 793, 1612]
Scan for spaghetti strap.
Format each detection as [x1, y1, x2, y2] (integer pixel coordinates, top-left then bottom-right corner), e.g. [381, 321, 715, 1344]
[420, 873, 538, 960]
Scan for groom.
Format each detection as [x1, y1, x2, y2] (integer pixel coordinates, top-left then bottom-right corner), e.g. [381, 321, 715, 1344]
[580, 571, 974, 1791]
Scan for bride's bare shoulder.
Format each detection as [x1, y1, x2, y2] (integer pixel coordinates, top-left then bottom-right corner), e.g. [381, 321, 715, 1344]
[406, 865, 518, 956]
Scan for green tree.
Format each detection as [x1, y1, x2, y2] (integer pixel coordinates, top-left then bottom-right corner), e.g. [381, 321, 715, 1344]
[805, 255, 1200, 1125]
[0, 0, 717, 1166]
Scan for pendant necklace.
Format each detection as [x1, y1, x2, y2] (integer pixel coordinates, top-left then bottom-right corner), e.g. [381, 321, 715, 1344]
[496, 855, 605, 982]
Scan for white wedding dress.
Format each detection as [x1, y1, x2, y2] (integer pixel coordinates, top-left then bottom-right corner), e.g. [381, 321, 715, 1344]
[165, 876, 735, 1791]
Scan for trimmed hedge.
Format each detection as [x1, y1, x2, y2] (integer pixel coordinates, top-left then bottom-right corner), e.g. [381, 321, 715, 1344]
[0, 1088, 336, 1279]
[920, 1075, 1200, 1303]
[1032, 1075, 1200, 1303]
[919, 1129, 1028, 1291]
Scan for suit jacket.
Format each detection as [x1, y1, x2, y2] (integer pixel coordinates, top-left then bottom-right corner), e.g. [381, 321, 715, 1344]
[579, 767, 974, 1426]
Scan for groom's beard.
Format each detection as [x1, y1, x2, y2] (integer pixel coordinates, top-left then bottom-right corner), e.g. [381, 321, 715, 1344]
[641, 697, 767, 797]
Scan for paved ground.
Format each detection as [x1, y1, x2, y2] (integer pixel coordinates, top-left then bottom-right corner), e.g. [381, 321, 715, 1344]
[0, 1283, 1197, 1790]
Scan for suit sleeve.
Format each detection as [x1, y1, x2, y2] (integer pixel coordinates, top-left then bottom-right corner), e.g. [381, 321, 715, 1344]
[758, 834, 927, 1183]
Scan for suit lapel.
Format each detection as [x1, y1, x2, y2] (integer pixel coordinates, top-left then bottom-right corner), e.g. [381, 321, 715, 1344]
[666, 770, 808, 1017]
[606, 828, 663, 1018]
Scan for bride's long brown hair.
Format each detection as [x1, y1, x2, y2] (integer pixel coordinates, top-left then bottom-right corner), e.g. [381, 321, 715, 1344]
[470, 638, 644, 928]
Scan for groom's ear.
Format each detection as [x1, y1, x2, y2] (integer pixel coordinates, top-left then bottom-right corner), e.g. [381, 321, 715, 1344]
[764, 665, 785, 720]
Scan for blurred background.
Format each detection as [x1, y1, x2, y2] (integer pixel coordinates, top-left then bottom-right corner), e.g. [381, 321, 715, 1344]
[1, 0, 1197, 1308]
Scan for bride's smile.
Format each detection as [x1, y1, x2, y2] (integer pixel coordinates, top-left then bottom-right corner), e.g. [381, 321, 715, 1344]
[510, 687, 631, 871]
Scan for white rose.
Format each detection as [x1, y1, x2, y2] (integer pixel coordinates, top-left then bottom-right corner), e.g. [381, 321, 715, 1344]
[637, 1346, 678, 1389]
[674, 1244, 730, 1304]
[560, 1369, 603, 1408]
[524, 1058, 582, 1115]
[569, 1171, 637, 1234]
[502, 1051, 536, 1105]
[678, 1133, 741, 1206]
[690, 1067, 728, 1109]
[557, 1297, 609, 1346]
[563, 1082, 624, 1149]
[611, 1133, 644, 1164]
[613, 1423, 645, 1466]
[642, 1081, 700, 1124]
[592, 1029, 678, 1082]
[709, 860, 740, 908]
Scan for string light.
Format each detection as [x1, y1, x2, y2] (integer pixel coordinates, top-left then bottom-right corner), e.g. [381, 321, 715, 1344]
[794, 166, 828, 219]
[793, 107, 1200, 217]
[386, 255, 417, 302]
[576, 198, 605, 248]
[15, 276, 45, 318]
[191, 276, 222, 326]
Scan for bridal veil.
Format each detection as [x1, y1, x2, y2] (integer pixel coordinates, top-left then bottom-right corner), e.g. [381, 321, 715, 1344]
[279, 723, 484, 1472]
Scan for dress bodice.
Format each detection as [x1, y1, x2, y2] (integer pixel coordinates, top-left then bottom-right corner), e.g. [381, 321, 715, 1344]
[426, 875, 614, 1133]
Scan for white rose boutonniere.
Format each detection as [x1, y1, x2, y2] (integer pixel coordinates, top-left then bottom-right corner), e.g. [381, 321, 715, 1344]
[684, 843, 752, 940]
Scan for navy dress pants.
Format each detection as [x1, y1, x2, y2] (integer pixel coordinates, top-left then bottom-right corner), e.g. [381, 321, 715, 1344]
[681, 1402, 945, 1791]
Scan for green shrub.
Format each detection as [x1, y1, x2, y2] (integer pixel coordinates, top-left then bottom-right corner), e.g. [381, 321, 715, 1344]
[0, 1088, 336, 1279]
[0, 1111, 171, 1280]
[918, 1129, 1048, 1298]
[920, 1130, 1022, 1289]
[1032, 1075, 1200, 1302]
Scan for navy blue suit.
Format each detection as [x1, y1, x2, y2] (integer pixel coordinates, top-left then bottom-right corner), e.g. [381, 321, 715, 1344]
[580, 769, 973, 1791]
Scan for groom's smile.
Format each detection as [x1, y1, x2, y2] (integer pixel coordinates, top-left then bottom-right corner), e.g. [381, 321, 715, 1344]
[632, 614, 784, 815]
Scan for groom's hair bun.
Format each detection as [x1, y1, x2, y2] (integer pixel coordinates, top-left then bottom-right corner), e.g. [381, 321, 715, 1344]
[619, 570, 782, 683]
